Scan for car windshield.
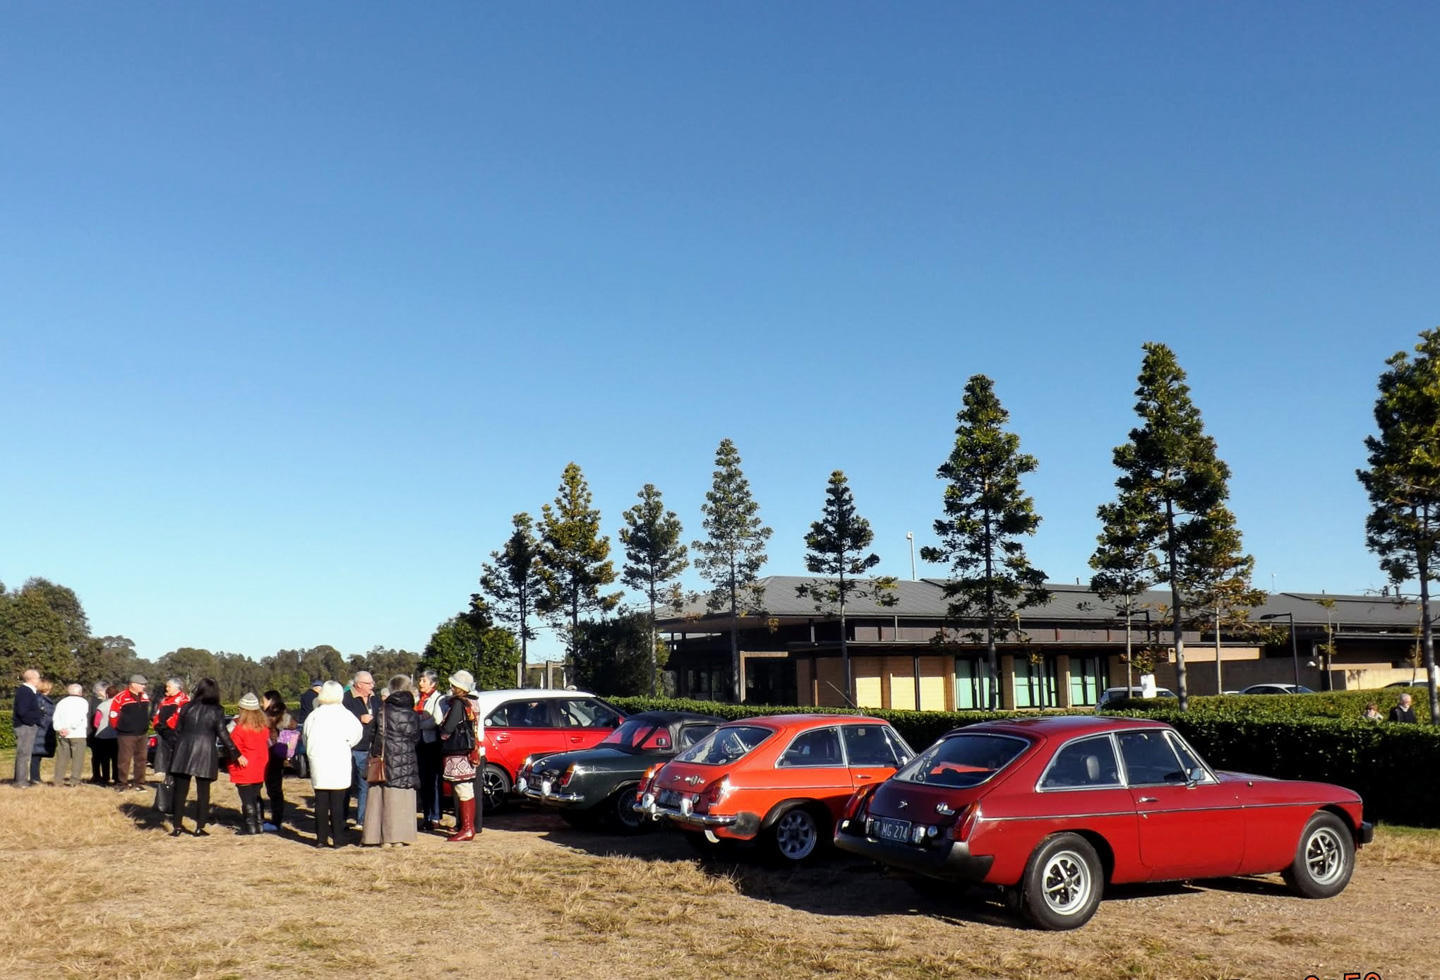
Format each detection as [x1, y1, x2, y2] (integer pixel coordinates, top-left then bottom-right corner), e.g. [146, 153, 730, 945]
[674, 725, 773, 766]
[892, 733, 1029, 788]
[600, 718, 663, 750]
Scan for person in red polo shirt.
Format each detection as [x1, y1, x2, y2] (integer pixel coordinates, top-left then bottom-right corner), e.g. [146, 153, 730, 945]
[109, 675, 151, 792]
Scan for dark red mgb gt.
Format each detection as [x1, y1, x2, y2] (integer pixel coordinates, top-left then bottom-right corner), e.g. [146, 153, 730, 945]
[834, 716, 1373, 930]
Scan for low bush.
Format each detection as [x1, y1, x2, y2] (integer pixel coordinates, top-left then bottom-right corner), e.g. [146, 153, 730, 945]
[1103, 687, 1433, 723]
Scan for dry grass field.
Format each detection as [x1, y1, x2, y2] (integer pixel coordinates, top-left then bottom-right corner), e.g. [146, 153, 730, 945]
[2, 754, 1437, 980]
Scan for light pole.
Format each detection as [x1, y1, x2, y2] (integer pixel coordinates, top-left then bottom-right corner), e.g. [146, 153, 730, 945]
[906, 532, 916, 582]
[1259, 611, 1301, 688]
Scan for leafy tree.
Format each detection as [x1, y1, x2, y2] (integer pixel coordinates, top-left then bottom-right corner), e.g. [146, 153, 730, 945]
[18, 578, 90, 651]
[620, 484, 689, 696]
[693, 438, 772, 702]
[536, 463, 622, 658]
[156, 647, 219, 691]
[1110, 342, 1235, 710]
[1358, 328, 1440, 723]
[795, 470, 897, 705]
[419, 604, 521, 692]
[571, 611, 669, 696]
[479, 512, 545, 687]
[359, 645, 421, 684]
[920, 376, 1049, 711]
[1089, 485, 1161, 693]
[75, 635, 147, 687]
[1181, 503, 1265, 694]
[0, 585, 74, 682]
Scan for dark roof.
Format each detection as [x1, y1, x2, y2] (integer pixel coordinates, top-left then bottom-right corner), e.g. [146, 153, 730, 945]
[658, 577, 1420, 631]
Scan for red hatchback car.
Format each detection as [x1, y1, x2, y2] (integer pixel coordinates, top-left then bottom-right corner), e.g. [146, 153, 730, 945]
[835, 716, 1373, 929]
[636, 714, 914, 864]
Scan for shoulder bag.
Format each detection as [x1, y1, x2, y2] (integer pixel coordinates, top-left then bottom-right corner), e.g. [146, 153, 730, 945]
[365, 698, 387, 784]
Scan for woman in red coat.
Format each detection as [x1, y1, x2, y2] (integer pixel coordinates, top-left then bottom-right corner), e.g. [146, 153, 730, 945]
[228, 692, 271, 835]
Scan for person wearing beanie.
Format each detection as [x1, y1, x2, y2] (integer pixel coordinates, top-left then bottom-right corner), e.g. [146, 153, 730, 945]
[438, 670, 483, 842]
[227, 692, 270, 835]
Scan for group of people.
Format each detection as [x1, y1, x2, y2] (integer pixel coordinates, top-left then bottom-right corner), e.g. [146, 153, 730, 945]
[9, 666, 487, 849]
[1363, 692, 1419, 723]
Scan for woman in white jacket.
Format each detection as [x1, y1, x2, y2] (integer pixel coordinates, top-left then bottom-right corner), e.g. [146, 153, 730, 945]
[303, 681, 363, 848]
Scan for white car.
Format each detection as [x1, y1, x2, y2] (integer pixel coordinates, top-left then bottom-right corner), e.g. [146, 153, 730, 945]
[1094, 686, 1177, 709]
[1239, 683, 1315, 695]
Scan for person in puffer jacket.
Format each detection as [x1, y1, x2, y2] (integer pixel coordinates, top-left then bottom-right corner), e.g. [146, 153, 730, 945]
[361, 675, 422, 847]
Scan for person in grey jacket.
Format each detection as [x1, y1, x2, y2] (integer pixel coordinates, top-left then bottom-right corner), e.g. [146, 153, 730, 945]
[361, 676, 422, 847]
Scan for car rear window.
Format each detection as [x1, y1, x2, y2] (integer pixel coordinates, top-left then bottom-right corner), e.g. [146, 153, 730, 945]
[893, 733, 1029, 788]
[674, 725, 773, 766]
[601, 718, 662, 749]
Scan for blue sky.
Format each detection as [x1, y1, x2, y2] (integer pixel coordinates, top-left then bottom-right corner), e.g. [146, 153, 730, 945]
[2, 4, 1437, 666]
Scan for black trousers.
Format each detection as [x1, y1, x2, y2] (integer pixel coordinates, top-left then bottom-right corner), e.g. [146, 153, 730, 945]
[92, 739, 118, 784]
[417, 740, 442, 823]
[264, 753, 286, 826]
[170, 774, 213, 830]
[314, 788, 346, 846]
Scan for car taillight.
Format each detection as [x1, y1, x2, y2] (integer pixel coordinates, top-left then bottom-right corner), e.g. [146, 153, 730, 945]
[841, 784, 878, 822]
[946, 803, 980, 842]
[701, 775, 730, 809]
[637, 764, 662, 796]
[558, 764, 580, 788]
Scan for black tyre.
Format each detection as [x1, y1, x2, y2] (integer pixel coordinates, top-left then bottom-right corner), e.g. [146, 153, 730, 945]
[765, 805, 828, 865]
[607, 784, 647, 834]
[482, 764, 512, 814]
[1019, 833, 1104, 930]
[1282, 811, 1355, 899]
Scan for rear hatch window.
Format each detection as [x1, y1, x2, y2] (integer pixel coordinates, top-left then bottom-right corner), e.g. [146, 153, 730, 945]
[893, 732, 1030, 788]
[674, 725, 773, 765]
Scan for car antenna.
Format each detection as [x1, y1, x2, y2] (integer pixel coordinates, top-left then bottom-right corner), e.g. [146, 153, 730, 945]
[823, 680, 858, 710]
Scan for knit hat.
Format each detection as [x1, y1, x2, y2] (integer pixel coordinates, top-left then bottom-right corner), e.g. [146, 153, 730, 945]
[448, 670, 475, 693]
[237, 692, 261, 711]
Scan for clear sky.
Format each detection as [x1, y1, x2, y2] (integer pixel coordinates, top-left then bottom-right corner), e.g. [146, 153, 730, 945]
[2, 4, 1437, 665]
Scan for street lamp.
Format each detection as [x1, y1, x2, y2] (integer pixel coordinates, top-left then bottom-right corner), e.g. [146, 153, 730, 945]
[1259, 611, 1301, 688]
[906, 532, 916, 582]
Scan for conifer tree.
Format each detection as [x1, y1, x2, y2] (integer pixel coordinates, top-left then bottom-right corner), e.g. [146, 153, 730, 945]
[693, 438, 772, 702]
[796, 470, 897, 706]
[1089, 486, 1160, 693]
[536, 463, 622, 660]
[1181, 502, 1265, 695]
[920, 376, 1049, 711]
[478, 512, 545, 686]
[1358, 328, 1440, 723]
[620, 484, 689, 696]
[1110, 342, 1235, 710]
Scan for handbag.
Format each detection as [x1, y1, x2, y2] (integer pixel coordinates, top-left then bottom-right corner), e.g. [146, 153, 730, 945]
[365, 699, 387, 784]
[442, 701, 475, 755]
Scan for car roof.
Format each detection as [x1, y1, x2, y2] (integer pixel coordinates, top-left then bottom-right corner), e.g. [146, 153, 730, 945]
[472, 688, 597, 712]
[717, 713, 889, 731]
[625, 710, 725, 725]
[947, 715, 1171, 740]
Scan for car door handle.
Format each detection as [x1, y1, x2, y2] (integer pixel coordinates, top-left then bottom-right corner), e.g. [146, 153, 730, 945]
[494, 734, 510, 742]
[569, 736, 583, 743]
[854, 774, 874, 781]
[1137, 796, 1158, 803]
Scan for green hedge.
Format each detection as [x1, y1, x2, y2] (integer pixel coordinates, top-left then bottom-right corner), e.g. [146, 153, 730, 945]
[610, 695, 1440, 828]
[1103, 687, 1433, 723]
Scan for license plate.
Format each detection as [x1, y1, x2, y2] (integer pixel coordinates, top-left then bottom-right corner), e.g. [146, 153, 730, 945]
[875, 817, 911, 842]
[657, 789, 682, 808]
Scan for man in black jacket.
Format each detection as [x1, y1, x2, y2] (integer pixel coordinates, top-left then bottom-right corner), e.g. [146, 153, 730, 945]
[1389, 693, 1418, 723]
[342, 672, 379, 827]
[11, 669, 43, 787]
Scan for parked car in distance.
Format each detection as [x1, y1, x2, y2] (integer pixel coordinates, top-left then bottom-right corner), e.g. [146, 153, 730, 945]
[834, 715, 1372, 930]
[516, 710, 723, 832]
[1384, 680, 1428, 688]
[1239, 683, 1316, 695]
[1094, 687, 1177, 709]
[475, 689, 626, 812]
[636, 714, 914, 864]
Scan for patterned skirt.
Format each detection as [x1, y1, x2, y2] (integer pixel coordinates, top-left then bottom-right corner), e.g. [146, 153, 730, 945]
[442, 754, 476, 782]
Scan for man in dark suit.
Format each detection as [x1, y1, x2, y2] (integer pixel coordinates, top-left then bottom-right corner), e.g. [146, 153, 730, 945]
[11, 669, 43, 787]
[1389, 693, 1418, 723]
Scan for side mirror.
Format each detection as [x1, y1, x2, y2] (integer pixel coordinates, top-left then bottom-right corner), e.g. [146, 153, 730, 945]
[1186, 767, 1205, 788]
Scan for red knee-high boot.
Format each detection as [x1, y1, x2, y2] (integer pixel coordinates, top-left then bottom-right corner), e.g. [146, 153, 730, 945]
[447, 797, 475, 842]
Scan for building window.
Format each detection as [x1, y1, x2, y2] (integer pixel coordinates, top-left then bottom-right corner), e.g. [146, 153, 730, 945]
[1068, 656, 1105, 706]
[954, 657, 992, 710]
[1014, 655, 1058, 709]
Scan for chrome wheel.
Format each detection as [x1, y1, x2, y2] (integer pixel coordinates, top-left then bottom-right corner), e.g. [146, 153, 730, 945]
[1303, 825, 1346, 886]
[773, 809, 819, 861]
[1040, 849, 1093, 916]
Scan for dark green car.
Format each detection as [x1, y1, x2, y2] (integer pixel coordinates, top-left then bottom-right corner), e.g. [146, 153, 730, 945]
[516, 710, 723, 832]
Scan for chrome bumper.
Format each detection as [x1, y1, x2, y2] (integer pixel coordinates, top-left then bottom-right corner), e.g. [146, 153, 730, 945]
[515, 776, 584, 806]
[634, 792, 739, 829]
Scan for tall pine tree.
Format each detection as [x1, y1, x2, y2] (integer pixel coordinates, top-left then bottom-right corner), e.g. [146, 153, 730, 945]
[693, 438, 772, 702]
[920, 376, 1049, 711]
[1111, 342, 1235, 710]
[619, 484, 689, 696]
[795, 470, 897, 706]
[1358, 328, 1440, 723]
[478, 512, 545, 686]
[536, 463, 622, 662]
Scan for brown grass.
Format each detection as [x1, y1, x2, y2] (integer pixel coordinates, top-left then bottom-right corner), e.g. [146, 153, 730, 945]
[2, 751, 1438, 980]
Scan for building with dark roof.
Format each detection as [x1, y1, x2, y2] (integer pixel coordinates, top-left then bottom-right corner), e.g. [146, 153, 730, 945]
[656, 576, 1429, 708]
